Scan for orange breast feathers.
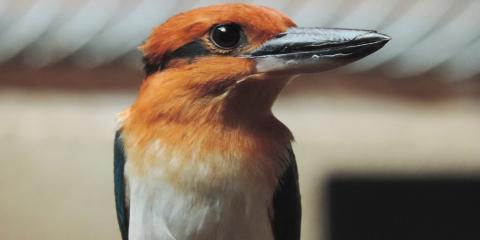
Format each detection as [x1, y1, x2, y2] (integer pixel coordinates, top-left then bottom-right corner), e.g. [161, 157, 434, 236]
[120, 96, 293, 191]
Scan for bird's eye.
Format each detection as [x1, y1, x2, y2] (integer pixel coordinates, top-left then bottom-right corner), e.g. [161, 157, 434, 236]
[210, 24, 241, 50]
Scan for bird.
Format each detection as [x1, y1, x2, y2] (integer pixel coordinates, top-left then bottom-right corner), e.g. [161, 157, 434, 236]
[114, 3, 389, 240]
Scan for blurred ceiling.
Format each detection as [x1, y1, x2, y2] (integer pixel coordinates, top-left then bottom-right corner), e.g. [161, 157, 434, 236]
[1, 0, 480, 81]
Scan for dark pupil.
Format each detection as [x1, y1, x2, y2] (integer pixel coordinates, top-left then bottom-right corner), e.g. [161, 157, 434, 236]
[212, 24, 240, 49]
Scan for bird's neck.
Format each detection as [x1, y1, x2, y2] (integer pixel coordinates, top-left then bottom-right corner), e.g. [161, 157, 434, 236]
[120, 73, 293, 184]
[222, 74, 290, 125]
[130, 71, 292, 127]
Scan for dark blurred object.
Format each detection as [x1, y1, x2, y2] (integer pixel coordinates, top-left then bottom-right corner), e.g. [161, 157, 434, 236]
[327, 175, 480, 240]
[0, 62, 142, 91]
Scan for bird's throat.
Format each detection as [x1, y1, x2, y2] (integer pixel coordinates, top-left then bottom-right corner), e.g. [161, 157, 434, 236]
[221, 74, 291, 125]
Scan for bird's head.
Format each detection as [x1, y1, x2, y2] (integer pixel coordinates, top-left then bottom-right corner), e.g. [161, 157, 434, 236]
[129, 3, 390, 127]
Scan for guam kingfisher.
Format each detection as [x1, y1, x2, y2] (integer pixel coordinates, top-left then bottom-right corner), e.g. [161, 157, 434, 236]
[114, 3, 390, 240]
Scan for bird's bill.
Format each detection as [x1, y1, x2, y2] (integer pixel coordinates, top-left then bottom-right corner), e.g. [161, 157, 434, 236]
[245, 28, 390, 74]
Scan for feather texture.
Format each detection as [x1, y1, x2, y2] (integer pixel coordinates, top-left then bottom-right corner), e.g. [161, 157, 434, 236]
[114, 130, 129, 240]
[272, 149, 302, 240]
[115, 131, 300, 240]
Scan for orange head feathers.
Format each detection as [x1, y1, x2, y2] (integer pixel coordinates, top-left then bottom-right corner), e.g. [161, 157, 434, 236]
[141, 4, 295, 72]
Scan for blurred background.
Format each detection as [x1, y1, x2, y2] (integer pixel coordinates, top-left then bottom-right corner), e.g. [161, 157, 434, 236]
[1, 0, 479, 240]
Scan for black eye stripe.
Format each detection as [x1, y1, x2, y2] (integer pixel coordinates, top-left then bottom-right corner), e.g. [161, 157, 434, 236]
[143, 41, 210, 76]
[168, 41, 211, 59]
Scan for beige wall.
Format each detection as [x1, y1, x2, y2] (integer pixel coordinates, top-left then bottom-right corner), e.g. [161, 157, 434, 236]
[1, 89, 479, 240]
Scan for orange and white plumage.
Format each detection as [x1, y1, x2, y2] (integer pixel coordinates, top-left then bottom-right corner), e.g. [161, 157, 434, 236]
[114, 3, 389, 240]
[119, 73, 294, 239]
[123, 122, 290, 240]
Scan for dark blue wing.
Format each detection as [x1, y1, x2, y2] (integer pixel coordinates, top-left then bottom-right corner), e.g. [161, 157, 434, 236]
[272, 149, 302, 240]
[114, 130, 129, 240]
